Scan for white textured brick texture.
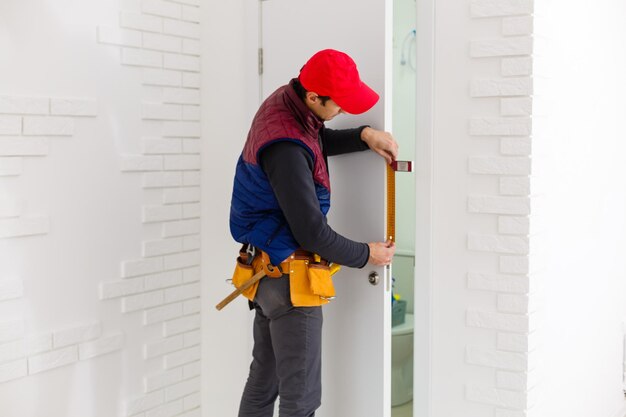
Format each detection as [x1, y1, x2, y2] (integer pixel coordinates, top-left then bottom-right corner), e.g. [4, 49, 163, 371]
[98, 26, 142, 47]
[500, 177, 531, 195]
[502, 57, 532, 76]
[122, 290, 165, 313]
[181, 6, 200, 23]
[471, 0, 533, 17]
[467, 310, 532, 333]
[122, 258, 164, 278]
[471, 78, 532, 97]
[0, 216, 49, 238]
[501, 137, 531, 155]
[143, 68, 182, 87]
[143, 172, 183, 188]
[470, 117, 531, 136]
[183, 171, 200, 186]
[503, 16, 533, 36]
[182, 73, 200, 88]
[142, 103, 182, 120]
[498, 216, 535, 235]
[468, 234, 529, 254]
[466, 384, 527, 409]
[164, 54, 200, 72]
[99, 277, 144, 300]
[163, 283, 199, 303]
[0, 278, 23, 301]
[22, 117, 74, 136]
[142, 138, 183, 155]
[25, 334, 52, 355]
[163, 187, 200, 204]
[469, 157, 531, 175]
[163, 121, 200, 137]
[163, 19, 200, 39]
[120, 155, 163, 172]
[164, 155, 200, 171]
[183, 267, 200, 283]
[0, 116, 21, 135]
[468, 272, 529, 293]
[183, 106, 200, 121]
[471, 37, 532, 58]
[500, 255, 529, 274]
[145, 368, 183, 392]
[143, 238, 184, 257]
[162, 220, 200, 238]
[28, 346, 78, 374]
[0, 359, 27, 383]
[183, 360, 200, 379]
[163, 88, 200, 105]
[163, 345, 200, 369]
[501, 97, 532, 116]
[144, 271, 184, 291]
[145, 335, 184, 359]
[0, 157, 22, 176]
[79, 333, 124, 360]
[0, 340, 25, 364]
[498, 332, 540, 353]
[53, 322, 102, 348]
[0, 96, 48, 115]
[183, 235, 200, 251]
[144, 303, 183, 325]
[143, 205, 183, 223]
[468, 196, 530, 215]
[126, 390, 164, 416]
[0, 138, 48, 156]
[142, 0, 181, 19]
[163, 314, 200, 337]
[121, 48, 163, 68]
[120, 11, 163, 33]
[143, 32, 182, 53]
[165, 376, 200, 401]
[466, 346, 528, 371]
[182, 39, 201, 55]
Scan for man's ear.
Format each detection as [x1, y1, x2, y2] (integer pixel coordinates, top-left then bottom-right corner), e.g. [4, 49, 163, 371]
[305, 91, 318, 104]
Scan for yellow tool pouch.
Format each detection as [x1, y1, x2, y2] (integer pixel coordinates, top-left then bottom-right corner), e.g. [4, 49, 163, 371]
[288, 260, 341, 307]
[231, 256, 258, 301]
[229, 247, 341, 307]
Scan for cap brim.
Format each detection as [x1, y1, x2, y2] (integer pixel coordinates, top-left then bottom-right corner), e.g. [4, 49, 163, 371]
[332, 82, 380, 115]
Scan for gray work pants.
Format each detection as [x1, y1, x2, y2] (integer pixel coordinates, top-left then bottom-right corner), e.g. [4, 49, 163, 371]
[238, 274, 323, 417]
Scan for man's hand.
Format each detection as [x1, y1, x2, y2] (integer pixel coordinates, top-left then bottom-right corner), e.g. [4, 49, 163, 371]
[367, 240, 396, 266]
[361, 127, 399, 165]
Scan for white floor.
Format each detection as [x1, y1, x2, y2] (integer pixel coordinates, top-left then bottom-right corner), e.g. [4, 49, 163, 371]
[391, 401, 412, 417]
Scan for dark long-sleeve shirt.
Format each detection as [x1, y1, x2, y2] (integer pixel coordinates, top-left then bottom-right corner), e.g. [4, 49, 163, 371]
[259, 126, 371, 268]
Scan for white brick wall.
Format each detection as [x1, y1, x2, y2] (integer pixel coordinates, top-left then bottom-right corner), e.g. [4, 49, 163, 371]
[467, 3, 536, 415]
[2, 3, 202, 417]
[95, 4, 203, 414]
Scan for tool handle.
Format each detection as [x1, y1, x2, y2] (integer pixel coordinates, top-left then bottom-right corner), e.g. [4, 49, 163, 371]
[215, 269, 266, 311]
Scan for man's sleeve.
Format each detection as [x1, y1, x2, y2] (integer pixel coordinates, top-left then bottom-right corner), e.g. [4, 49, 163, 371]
[321, 126, 370, 156]
[259, 141, 370, 268]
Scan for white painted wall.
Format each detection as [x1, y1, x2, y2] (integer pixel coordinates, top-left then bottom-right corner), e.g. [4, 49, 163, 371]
[533, 1, 626, 416]
[1, 1, 202, 416]
[201, 0, 257, 416]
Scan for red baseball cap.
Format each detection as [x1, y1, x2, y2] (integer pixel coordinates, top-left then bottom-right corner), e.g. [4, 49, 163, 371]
[299, 49, 380, 115]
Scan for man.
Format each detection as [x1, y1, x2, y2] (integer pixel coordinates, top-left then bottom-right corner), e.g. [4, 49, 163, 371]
[230, 49, 397, 417]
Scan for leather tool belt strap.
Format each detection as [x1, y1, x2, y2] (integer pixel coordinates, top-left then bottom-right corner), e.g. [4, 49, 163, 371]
[215, 244, 340, 310]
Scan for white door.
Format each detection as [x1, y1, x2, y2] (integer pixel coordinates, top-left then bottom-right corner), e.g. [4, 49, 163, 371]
[260, 1, 392, 416]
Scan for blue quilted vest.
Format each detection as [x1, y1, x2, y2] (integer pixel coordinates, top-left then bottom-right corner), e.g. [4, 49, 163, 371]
[230, 80, 331, 265]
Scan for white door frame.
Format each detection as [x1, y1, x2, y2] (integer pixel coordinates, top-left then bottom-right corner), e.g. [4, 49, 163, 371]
[241, 1, 436, 416]
[413, 0, 435, 415]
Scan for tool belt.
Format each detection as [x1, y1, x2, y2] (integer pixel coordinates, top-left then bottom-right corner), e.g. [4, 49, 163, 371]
[231, 244, 341, 307]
